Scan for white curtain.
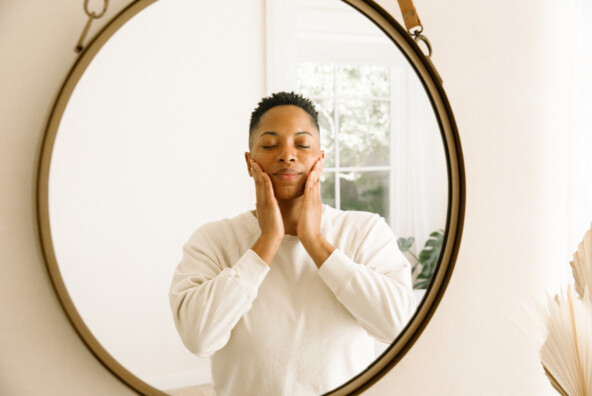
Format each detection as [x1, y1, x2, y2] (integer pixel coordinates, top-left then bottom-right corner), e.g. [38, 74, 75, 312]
[392, 70, 448, 255]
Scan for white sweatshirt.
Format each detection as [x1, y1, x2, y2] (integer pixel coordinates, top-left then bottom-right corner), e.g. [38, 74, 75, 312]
[169, 205, 415, 396]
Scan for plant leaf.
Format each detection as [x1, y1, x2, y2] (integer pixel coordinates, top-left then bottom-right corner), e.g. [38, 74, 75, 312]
[397, 237, 414, 252]
[416, 229, 444, 281]
[414, 279, 430, 289]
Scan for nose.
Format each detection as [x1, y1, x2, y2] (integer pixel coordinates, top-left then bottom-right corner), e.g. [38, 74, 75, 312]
[278, 144, 296, 163]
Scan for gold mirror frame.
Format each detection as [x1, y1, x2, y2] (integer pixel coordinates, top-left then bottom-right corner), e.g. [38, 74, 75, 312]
[36, 0, 465, 395]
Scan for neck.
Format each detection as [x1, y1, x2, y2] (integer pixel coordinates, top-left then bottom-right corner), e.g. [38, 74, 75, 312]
[276, 196, 303, 235]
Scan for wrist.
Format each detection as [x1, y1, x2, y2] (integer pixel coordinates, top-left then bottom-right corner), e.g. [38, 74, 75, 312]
[299, 232, 321, 248]
[301, 235, 335, 268]
[259, 232, 284, 245]
[251, 234, 283, 266]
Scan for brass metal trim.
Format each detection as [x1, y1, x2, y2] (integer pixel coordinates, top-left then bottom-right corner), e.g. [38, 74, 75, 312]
[36, 0, 465, 395]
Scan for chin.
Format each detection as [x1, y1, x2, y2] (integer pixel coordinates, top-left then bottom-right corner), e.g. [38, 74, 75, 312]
[274, 192, 303, 202]
[273, 186, 304, 201]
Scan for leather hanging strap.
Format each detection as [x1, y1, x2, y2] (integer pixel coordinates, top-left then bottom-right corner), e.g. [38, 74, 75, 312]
[396, 0, 422, 32]
[396, 0, 441, 82]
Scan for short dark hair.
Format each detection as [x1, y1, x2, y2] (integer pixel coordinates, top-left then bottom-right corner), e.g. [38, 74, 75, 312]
[249, 91, 320, 141]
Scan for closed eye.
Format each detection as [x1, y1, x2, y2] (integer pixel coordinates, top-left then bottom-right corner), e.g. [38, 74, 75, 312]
[297, 145, 310, 149]
[261, 145, 278, 149]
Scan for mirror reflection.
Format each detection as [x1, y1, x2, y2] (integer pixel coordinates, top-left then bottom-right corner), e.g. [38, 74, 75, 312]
[48, 0, 447, 394]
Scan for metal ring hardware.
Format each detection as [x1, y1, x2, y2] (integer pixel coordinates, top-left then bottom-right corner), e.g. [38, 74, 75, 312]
[409, 24, 423, 37]
[84, 0, 109, 19]
[414, 33, 432, 58]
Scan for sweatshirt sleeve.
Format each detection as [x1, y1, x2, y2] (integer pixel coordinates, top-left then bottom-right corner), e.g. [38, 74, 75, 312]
[169, 227, 269, 357]
[317, 216, 416, 343]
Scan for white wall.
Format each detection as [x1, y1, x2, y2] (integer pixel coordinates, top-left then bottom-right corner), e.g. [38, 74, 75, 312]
[0, 0, 572, 395]
[368, 0, 571, 394]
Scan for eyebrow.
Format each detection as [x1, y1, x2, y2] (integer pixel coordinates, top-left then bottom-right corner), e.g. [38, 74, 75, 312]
[258, 131, 313, 138]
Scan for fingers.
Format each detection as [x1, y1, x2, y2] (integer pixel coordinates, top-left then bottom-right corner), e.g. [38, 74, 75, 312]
[313, 157, 323, 180]
[250, 160, 284, 239]
[250, 160, 275, 205]
[297, 158, 324, 242]
[317, 156, 324, 172]
[304, 157, 323, 196]
[251, 162, 263, 202]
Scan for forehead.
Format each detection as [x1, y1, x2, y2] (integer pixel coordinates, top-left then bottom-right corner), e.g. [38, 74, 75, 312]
[255, 105, 319, 138]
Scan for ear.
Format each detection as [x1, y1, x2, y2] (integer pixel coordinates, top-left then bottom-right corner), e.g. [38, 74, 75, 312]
[244, 152, 252, 177]
[320, 150, 325, 159]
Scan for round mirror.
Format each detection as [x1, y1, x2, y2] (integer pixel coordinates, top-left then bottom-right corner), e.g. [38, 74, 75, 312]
[37, 0, 464, 395]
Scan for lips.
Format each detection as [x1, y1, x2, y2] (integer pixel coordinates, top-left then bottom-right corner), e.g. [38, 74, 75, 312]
[274, 168, 301, 181]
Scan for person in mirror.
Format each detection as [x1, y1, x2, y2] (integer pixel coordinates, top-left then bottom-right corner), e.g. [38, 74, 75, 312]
[169, 92, 416, 396]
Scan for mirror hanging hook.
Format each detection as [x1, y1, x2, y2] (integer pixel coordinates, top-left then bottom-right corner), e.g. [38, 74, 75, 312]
[396, 0, 441, 82]
[413, 31, 432, 58]
[396, 0, 431, 58]
[75, 0, 110, 53]
[409, 24, 423, 37]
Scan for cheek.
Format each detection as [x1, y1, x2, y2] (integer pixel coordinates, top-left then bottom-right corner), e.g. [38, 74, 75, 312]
[298, 161, 316, 182]
[250, 153, 272, 172]
[304, 154, 321, 170]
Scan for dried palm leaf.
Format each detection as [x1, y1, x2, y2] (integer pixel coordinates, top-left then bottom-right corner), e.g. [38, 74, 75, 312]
[539, 287, 592, 396]
[570, 224, 592, 303]
[543, 365, 569, 396]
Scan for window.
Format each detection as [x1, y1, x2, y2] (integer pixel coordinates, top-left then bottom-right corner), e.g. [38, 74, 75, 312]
[266, 0, 448, 279]
[297, 62, 398, 223]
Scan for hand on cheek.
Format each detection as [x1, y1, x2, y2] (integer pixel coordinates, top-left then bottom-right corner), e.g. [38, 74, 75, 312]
[250, 160, 284, 240]
[297, 157, 323, 243]
[297, 157, 334, 268]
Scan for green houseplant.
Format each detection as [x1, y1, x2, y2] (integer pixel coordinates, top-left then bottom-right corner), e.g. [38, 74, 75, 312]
[397, 229, 444, 289]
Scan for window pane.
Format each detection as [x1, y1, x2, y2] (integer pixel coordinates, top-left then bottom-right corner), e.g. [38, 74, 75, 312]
[336, 65, 390, 98]
[297, 63, 334, 98]
[320, 171, 335, 208]
[339, 171, 389, 221]
[312, 98, 335, 168]
[337, 98, 390, 167]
